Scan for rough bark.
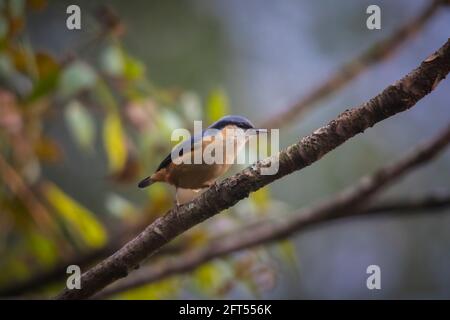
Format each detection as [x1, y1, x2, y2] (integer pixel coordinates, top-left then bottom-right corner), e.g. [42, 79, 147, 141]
[93, 125, 450, 298]
[56, 38, 450, 300]
[2, 3, 442, 297]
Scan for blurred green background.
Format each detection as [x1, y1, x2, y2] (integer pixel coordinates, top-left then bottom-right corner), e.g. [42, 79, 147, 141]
[0, 0, 449, 299]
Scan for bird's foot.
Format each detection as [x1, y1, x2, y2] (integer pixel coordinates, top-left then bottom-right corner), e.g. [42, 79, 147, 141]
[199, 182, 215, 189]
[173, 199, 182, 209]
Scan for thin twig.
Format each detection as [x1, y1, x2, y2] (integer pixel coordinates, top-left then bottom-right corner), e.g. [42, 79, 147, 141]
[96, 190, 450, 298]
[0, 154, 54, 233]
[261, 0, 445, 129]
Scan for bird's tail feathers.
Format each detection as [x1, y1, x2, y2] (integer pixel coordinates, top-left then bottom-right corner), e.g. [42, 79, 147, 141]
[138, 176, 154, 188]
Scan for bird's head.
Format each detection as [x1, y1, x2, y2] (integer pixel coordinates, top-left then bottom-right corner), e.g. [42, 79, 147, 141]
[208, 115, 267, 135]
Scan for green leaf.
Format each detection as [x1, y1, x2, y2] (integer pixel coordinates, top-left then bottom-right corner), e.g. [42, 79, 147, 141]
[103, 112, 127, 172]
[94, 80, 118, 112]
[123, 53, 145, 80]
[65, 100, 96, 151]
[206, 88, 230, 124]
[26, 230, 58, 267]
[43, 182, 107, 248]
[59, 61, 97, 98]
[0, 259, 29, 284]
[27, 70, 59, 102]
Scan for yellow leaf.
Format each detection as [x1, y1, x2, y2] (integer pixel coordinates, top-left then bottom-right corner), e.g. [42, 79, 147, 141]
[193, 261, 232, 295]
[206, 88, 230, 124]
[42, 182, 107, 248]
[277, 240, 299, 271]
[250, 187, 270, 212]
[119, 278, 179, 300]
[103, 112, 127, 172]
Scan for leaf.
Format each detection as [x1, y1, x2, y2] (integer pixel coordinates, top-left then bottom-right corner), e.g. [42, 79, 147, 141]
[249, 187, 270, 212]
[193, 261, 232, 296]
[0, 259, 29, 284]
[103, 112, 127, 172]
[35, 52, 59, 78]
[206, 87, 230, 124]
[27, 70, 59, 102]
[94, 80, 118, 112]
[123, 53, 145, 80]
[42, 182, 107, 248]
[119, 278, 179, 300]
[34, 135, 62, 162]
[105, 193, 138, 219]
[59, 61, 97, 98]
[146, 183, 172, 214]
[100, 45, 124, 77]
[25, 230, 58, 267]
[100, 44, 144, 80]
[20, 49, 61, 102]
[9, 45, 29, 74]
[276, 240, 299, 271]
[65, 100, 96, 151]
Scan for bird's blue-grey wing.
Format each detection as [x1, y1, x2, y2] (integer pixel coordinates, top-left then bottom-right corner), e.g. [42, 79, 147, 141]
[155, 130, 212, 172]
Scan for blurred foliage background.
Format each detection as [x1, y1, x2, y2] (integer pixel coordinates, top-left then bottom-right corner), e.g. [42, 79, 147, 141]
[0, 0, 449, 299]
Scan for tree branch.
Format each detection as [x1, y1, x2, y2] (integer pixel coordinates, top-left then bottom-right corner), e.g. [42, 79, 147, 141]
[94, 122, 450, 298]
[55, 38, 450, 299]
[0, 222, 185, 297]
[261, 0, 445, 129]
[94, 190, 450, 299]
[362, 194, 450, 215]
[3, 2, 443, 296]
[0, 154, 54, 233]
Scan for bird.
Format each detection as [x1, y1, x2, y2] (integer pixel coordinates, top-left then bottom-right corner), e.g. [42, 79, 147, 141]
[138, 115, 266, 205]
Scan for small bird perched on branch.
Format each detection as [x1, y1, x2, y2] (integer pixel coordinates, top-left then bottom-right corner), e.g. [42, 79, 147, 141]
[138, 115, 266, 204]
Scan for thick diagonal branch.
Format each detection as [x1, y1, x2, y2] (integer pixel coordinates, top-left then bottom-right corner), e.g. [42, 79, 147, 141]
[95, 124, 450, 298]
[56, 39, 450, 300]
[97, 188, 450, 298]
[261, 0, 445, 129]
[4, 2, 443, 297]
